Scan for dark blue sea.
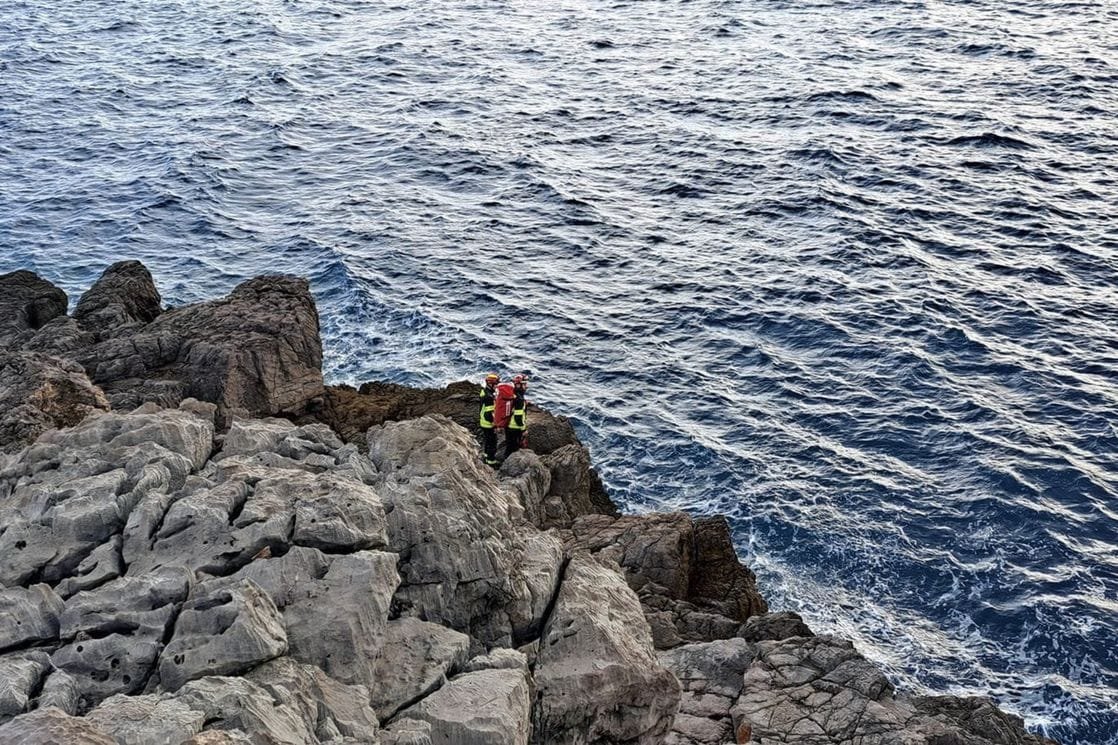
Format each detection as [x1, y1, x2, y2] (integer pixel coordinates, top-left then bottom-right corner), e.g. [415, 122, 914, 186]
[2, 1, 1116, 741]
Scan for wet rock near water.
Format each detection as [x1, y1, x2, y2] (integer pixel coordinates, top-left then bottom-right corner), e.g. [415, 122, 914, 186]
[0, 262, 1058, 745]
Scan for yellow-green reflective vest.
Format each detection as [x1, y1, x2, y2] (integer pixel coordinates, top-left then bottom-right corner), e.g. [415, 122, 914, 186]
[508, 397, 527, 431]
[479, 386, 496, 429]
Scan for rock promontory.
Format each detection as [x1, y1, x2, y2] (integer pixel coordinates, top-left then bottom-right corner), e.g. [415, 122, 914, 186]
[0, 263, 1057, 744]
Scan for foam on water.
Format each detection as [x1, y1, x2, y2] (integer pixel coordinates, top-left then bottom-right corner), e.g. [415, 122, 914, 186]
[2, 0, 1117, 741]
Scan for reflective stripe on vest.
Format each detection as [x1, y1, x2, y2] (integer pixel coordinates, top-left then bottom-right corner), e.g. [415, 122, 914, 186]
[479, 387, 496, 429]
[508, 400, 527, 430]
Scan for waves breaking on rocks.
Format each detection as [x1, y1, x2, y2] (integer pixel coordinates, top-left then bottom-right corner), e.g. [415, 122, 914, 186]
[0, 262, 1060, 744]
[1, 1, 1116, 741]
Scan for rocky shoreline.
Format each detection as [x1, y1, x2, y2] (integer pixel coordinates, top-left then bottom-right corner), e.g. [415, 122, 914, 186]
[0, 262, 1056, 744]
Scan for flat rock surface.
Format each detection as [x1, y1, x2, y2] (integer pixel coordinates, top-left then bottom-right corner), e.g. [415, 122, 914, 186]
[398, 667, 531, 745]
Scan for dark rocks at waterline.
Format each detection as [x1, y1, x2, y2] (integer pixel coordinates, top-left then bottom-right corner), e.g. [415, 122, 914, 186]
[0, 269, 68, 349]
[0, 261, 1058, 745]
[0, 263, 324, 452]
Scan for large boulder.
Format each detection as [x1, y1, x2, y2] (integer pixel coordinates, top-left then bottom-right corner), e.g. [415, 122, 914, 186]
[72, 261, 162, 340]
[158, 580, 288, 692]
[566, 512, 766, 649]
[0, 351, 109, 454]
[0, 270, 68, 348]
[532, 554, 680, 744]
[367, 617, 471, 721]
[245, 657, 381, 741]
[80, 273, 324, 423]
[0, 584, 64, 652]
[368, 415, 563, 648]
[397, 667, 531, 745]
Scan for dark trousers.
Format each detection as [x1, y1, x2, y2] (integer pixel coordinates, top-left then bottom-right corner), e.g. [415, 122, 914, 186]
[505, 428, 524, 458]
[482, 428, 498, 463]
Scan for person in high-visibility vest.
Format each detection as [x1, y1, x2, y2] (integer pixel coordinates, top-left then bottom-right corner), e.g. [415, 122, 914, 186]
[505, 374, 529, 457]
[479, 373, 500, 465]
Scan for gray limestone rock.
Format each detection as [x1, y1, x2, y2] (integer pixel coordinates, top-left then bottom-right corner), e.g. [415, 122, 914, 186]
[185, 729, 256, 744]
[55, 534, 125, 599]
[60, 565, 192, 640]
[368, 617, 471, 721]
[172, 676, 319, 745]
[532, 555, 681, 744]
[0, 706, 115, 745]
[0, 651, 51, 718]
[0, 584, 64, 652]
[51, 633, 163, 708]
[279, 551, 398, 688]
[0, 402, 212, 587]
[245, 656, 380, 742]
[196, 546, 331, 610]
[195, 547, 398, 691]
[369, 416, 562, 648]
[462, 648, 529, 675]
[381, 718, 433, 745]
[497, 449, 551, 528]
[399, 667, 531, 745]
[129, 464, 386, 579]
[159, 580, 288, 692]
[38, 668, 82, 715]
[84, 693, 204, 745]
[659, 638, 756, 744]
[220, 417, 301, 458]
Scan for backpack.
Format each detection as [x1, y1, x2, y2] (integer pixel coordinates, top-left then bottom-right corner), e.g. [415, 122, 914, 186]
[493, 382, 515, 428]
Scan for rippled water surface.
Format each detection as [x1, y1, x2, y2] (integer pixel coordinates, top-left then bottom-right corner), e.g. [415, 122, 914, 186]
[3, 0, 1117, 741]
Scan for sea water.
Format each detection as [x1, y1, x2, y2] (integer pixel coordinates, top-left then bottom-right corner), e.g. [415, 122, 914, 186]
[2, 1, 1116, 741]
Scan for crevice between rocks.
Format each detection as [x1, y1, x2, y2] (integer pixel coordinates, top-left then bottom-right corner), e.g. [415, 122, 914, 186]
[521, 554, 571, 657]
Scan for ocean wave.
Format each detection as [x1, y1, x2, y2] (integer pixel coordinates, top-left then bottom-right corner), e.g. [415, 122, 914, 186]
[1, 0, 1116, 741]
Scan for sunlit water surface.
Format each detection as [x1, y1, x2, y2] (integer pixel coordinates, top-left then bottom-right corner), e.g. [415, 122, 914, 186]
[2, 1, 1117, 741]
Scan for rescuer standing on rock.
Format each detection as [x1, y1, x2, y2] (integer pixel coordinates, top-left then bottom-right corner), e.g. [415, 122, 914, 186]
[479, 373, 500, 466]
[505, 374, 529, 457]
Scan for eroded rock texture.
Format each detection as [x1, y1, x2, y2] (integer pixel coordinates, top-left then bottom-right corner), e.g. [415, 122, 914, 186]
[532, 554, 681, 744]
[0, 407, 688, 745]
[0, 264, 1059, 745]
[0, 264, 326, 454]
[564, 512, 767, 650]
[0, 269, 68, 349]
